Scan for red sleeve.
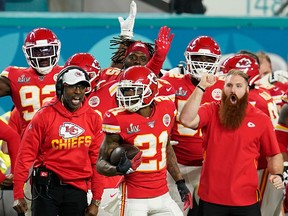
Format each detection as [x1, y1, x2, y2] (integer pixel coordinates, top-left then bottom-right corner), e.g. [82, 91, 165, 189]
[198, 102, 216, 129]
[8, 107, 22, 136]
[0, 120, 20, 174]
[0, 172, 5, 183]
[90, 115, 105, 200]
[275, 126, 288, 153]
[13, 113, 43, 199]
[146, 54, 165, 76]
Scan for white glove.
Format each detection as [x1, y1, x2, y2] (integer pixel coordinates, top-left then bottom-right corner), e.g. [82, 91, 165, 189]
[118, 0, 137, 39]
[269, 70, 288, 84]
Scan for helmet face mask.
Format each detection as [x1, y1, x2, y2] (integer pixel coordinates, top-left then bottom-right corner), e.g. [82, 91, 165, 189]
[117, 81, 147, 112]
[117, 66, 158, 112]
[23, 28, 61, 75]
[185, 36, 221, 79]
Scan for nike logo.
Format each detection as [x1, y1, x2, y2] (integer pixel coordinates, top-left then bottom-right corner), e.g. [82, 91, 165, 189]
[110, 192, 117, 198]
[166, 87, 172, 91]
[106, 113, 111, 118]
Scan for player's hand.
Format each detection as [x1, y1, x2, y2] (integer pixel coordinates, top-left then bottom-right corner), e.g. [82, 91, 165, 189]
[176, 179, 193, 210]
[270, 174, 284, 189]
[118, 0, 137, 39]
[154, 26, 174, 58]
[85, 203, 98, 216]
[198, 73, 217, 89]
[0, 173, 13, 188]
[116, 152, 132, 174]
[130, 151, 142, 170]
[13, 198, 28, 213]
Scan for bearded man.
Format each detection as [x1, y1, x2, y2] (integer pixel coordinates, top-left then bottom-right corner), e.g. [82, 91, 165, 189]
[179, 69, 284, 216]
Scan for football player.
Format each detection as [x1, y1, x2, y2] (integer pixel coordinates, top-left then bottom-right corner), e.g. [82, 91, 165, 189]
[0, 27, 63, 136]
[0, 27, 63, 216]
[160, 35, 223, 215]
[97, 66, 192, 215]
[64, 52, 103, 93]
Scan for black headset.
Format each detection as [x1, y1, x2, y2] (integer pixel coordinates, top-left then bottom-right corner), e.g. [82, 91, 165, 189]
[55, 65, 90, 98]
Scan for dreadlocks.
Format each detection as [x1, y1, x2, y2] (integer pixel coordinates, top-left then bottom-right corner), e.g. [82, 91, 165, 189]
[110, 36, 154, 66]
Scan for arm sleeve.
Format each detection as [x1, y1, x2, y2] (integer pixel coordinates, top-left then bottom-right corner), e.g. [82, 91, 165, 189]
[146, 54, 165, 77]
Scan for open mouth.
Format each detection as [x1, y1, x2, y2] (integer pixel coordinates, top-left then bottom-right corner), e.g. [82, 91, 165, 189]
[72, 97, 81, 105]
[229, 94, 238, 105]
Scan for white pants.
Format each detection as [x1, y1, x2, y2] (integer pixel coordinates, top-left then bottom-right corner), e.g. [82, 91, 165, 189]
[90, 188, 120, 216]
[123, 192, 183, 216]
[258, 169, 285, 216]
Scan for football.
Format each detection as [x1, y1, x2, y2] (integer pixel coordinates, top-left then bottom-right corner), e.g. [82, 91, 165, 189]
[109, 144, 140, 166]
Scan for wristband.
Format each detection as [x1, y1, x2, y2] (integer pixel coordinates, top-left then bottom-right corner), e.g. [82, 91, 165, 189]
[91, 199, 101, 207]
[275, 174, 284, 181]
[197, 85, 205, 92]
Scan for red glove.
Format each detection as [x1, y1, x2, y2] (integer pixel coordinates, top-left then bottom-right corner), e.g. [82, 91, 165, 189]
[183, 193, 193, 211]
[146, 26, 174, 76]
[116, 151, 142, 175]
[176, 179, 193, 211]
[154, 26, 174, 57]
[131, 151, 142, 170]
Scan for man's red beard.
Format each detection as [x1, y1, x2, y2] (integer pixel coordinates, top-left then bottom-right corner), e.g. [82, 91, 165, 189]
[219, 91, 249, 130]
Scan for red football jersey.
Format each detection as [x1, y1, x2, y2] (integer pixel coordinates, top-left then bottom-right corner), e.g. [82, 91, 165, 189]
[88, 80, 121, 188]
[275, 123, 288, 154]
[88, 80, 119, 119]
[102, 97, 176, 198]
[88, 79, 176, 119]
[99, 67, 122, 84]
[248, 87, 279, 127]
[161, 73, 224, 165]
[1, 65, 63, 132]
[260, 82, 288, 108]
[158, 79, 176, 102]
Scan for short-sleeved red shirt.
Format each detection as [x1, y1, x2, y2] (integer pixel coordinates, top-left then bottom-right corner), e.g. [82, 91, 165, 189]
[197, 102, 280, 206]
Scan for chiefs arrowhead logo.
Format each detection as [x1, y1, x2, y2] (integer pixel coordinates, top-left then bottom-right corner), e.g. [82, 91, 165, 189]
[236, 58, 252, 68]
[59, 122, 85, 139]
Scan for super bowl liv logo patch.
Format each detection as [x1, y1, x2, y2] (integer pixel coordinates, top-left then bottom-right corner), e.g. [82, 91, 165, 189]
[88, 96, 100, 107]
[163, 114, 171, 127]
[212, 88, 222, 101]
